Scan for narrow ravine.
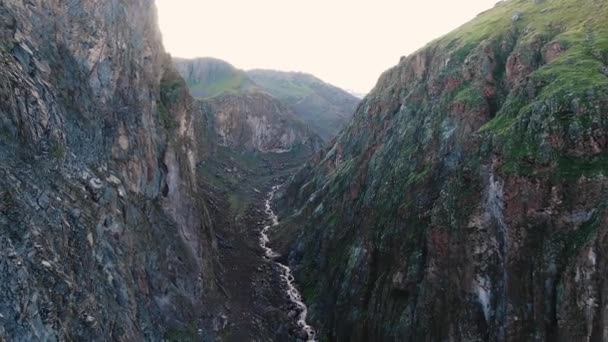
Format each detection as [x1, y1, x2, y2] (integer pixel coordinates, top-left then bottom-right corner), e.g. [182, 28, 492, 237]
[260, 185, 317, 342]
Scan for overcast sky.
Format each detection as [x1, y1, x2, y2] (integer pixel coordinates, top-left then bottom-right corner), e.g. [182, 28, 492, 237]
[155, 0, 498, 94]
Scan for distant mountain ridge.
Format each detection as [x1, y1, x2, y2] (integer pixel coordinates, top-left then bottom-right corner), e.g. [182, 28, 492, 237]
[248, 69, 360, 141]
[174, 58, 322, 154]
[173, 57, 258, 99]
[173, 58, 360, 142]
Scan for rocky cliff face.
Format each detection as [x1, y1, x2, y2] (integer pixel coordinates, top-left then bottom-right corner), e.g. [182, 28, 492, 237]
[175, 58, 359, 145]
[248, 70, 360, 141]
[203, 91, 322, 153]
[175, 58, 323, 154]
[274, 0, 608, 340]
[0, 0, 221, 340]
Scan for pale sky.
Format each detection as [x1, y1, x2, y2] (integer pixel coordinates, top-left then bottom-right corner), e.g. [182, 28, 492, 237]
[155, 0, 497, 94]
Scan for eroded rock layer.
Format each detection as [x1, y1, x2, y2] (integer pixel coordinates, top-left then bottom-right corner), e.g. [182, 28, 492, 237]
[274, 0, 608, 341]
[0, 0, 220, 340]
[203, 91, 322, 154]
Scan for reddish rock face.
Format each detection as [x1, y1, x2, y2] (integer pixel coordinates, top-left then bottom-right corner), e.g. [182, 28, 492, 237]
[273, 1, 608, 341]
[506, 53, 533, 85]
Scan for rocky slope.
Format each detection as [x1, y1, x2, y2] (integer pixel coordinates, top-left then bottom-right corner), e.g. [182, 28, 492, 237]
[0, 1, 224, 340]
[273, 0, 608, 341]
[201, 91, 322, 154]
[175, 58, 322, 154]
[174, 58, 359, 144]
[248, 70, 360, 141]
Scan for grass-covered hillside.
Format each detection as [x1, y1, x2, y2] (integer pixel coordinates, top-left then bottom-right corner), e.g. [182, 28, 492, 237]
[248, 70, 360, 141]
[173, 57, 360, 142]
[173, 57, 258, 98]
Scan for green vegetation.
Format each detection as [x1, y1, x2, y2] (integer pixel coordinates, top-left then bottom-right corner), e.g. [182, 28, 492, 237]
[531, 21, 608, 102]
[173, 58, 258, 99]
[199, 145, 312, 220]
[247, 72, 315, 101]
[463, 0, 608, 178]
[436, 0, 606, 52]
[248, 70, 359, 140]
[160, 72, 184, 103]
[165, 325, 199, 342]
[159, 69, 184, 130]
[438, 0, 608, 110]
[557, 155, 608, 179]
[50, 143, 65, 160]
[405, 165, 431, 187]
[187, 71, 254, 99]
[273, 1, 608, 340]
[453, 84, 486, 108]
[158, 103, 177, 130]
[0, 42, 14, 54]
[479, 94, 527, 135]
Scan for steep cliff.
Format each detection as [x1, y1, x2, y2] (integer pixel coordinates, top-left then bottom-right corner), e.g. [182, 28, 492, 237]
[175, 58, 322, 154]
[202, 91, 321, 154]
[175, 58, 359, 144]
[0, 1, 222, 340]
[274, 0, 608, 341]
[248, 70, 360, 141]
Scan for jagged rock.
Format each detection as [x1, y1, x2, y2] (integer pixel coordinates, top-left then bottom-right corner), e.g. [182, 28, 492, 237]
[0, 0, 223, 340]
[175, 58, 359, 142]
[175, 58, 322, 153]
[248, 69, 361, 141]
[275, 0, 608, 341]
[204, 90, 322, 153]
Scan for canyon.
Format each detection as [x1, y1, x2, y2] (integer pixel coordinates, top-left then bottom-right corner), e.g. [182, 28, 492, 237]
[1, 0, 608, 341]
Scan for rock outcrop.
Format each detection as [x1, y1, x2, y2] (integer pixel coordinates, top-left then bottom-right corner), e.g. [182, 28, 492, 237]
[175, 58, 323, 154]
[274, 0, 608, 341]
[248, 70, 360, 141]
[202, 91, 322, 153]
[175, 58, 359, 147]
[0, 0, 221, 340]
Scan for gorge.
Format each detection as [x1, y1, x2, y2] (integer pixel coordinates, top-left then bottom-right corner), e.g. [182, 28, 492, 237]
[1, 0, 608, 341]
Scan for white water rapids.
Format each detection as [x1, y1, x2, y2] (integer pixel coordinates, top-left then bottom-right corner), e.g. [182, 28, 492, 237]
[259, 185, 317, 342]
